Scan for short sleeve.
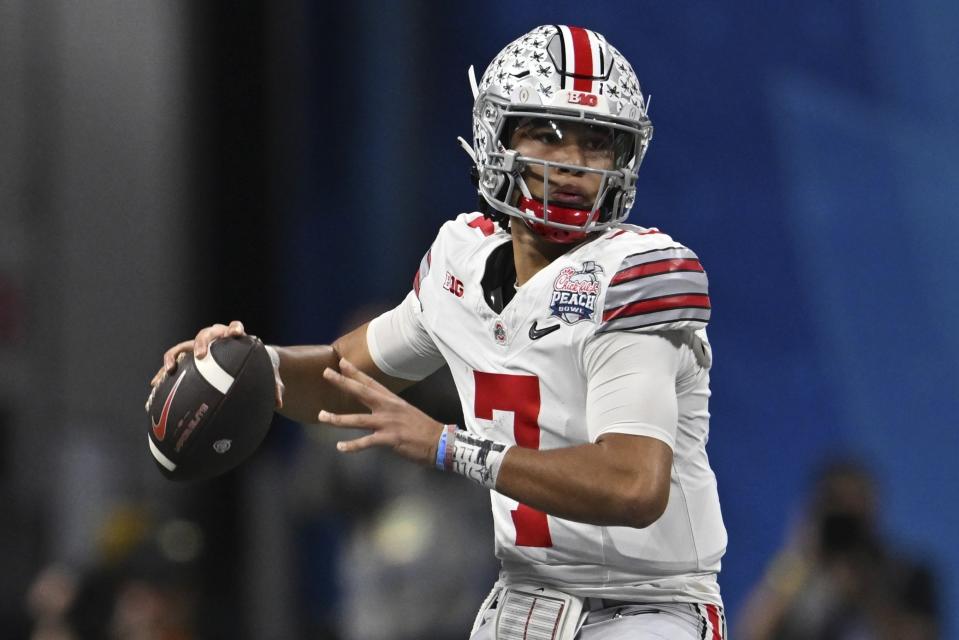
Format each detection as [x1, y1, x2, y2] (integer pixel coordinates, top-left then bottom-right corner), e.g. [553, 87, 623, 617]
[598, 245, 710, 334]
[367, 291, 446, 381]
[583, 330, 681, 447]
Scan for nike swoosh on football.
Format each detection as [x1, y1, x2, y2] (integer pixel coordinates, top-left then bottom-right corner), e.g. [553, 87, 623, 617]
[529, 321, 561, 340]
[152, 370, 187, 442]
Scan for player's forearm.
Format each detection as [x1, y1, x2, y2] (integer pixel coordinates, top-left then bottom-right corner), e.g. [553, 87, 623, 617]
[272, 322, 416, 424]
[274, 345, 362, 423]
[494, 435, 671, 528]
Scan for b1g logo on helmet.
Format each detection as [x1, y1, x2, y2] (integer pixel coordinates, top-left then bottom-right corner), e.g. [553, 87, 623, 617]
[567, 91, 598, 107]
[550, 262, 604, 324]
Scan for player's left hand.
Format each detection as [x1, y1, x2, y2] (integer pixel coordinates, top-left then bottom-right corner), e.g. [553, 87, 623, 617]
[318, 357, 444, 466]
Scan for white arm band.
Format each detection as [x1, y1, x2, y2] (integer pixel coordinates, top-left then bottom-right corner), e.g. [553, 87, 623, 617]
[435, 425, 511, 490]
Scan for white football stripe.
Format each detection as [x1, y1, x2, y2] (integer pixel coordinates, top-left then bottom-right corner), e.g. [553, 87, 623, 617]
[195, 345, 235, 394]
[149, 434, 177, 471]
[558, 25, 575, 87]
[587, 29, 602, 93]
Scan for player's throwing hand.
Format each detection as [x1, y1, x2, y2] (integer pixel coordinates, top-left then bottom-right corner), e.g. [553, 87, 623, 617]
[319, 357, 444, 466]
[150, 320, 285, 409]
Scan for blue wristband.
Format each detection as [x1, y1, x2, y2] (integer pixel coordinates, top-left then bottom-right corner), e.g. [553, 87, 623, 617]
[435, 428, 449, 471]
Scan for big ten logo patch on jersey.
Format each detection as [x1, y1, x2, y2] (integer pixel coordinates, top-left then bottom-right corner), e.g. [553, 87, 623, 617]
[443, 271, 465, 297]
[550, 261, 604, 324]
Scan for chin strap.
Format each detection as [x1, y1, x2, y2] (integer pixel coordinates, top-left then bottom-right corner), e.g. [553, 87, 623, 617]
[517, 196, 590, 244]
[456, 136, 476, 162]
[460, 66, 481, 166]
[517, 196, 591, 226]
[468, 65, 479, 99]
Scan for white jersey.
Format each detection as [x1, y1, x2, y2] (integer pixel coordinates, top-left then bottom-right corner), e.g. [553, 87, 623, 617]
[367, 213, 727, 605]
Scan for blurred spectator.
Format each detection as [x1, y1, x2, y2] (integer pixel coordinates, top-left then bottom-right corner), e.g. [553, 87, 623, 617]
[25, 506, 200, 640]
[736, 459, 940, 640]
[25, 564, 78, 640]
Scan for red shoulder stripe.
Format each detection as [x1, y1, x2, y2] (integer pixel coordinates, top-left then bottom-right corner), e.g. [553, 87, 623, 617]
[602, 293, 711, 322]
[610, 258, 704, 285]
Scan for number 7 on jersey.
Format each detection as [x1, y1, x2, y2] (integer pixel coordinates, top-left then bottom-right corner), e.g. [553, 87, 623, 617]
[473, 371, 553, 547]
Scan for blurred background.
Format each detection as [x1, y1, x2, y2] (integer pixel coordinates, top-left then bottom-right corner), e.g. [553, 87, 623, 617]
[1, 0, 956, 638]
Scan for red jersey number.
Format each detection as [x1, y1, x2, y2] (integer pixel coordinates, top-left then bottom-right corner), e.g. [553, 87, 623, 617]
[473, 371, 553, 547]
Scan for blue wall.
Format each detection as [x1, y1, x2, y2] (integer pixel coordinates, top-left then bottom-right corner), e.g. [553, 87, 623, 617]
[281, 1, 959, 634]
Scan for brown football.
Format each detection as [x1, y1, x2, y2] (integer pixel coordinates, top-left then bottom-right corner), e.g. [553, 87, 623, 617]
[146, 335, 275, 481]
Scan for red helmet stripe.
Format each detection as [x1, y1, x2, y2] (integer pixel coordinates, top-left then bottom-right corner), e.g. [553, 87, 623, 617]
[568, 26, 594, 92]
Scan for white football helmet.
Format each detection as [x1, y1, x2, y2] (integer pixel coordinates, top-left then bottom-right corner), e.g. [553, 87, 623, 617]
[465, 25, 653, 243]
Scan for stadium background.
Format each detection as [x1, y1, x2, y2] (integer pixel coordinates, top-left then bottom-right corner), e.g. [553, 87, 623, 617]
[0, 0, 956, 638]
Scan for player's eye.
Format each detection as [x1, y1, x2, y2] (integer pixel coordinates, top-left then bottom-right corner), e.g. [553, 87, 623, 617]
[582, 135, 613, 152]
[530, 128, 561, 144]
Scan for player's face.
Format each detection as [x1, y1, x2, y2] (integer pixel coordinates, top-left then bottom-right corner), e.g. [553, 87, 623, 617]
[509, 118, 618, 208]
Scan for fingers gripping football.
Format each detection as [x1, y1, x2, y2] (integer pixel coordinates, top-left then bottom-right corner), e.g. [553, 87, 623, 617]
[319, 358, 443, 466]
[150, 320, 284, 409]
[152, 321, 245, 384]
[194, 320, 246, 358]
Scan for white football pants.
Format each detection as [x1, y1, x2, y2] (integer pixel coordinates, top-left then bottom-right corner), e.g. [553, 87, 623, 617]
[470, 591, 726, 640]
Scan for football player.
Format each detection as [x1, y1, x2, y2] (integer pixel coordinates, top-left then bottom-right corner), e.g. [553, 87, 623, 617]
[154, 25, 727, 639]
